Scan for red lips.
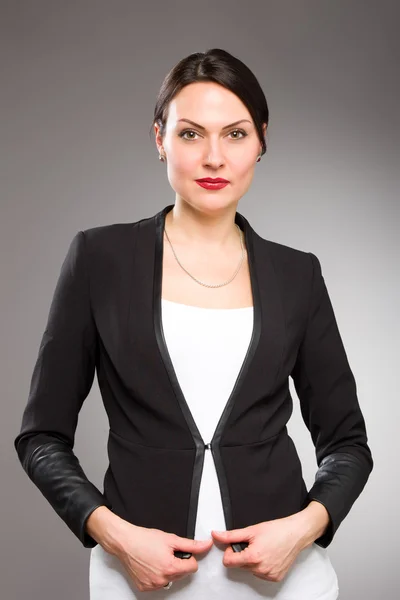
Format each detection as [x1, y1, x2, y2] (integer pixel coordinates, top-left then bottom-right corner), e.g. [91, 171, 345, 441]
[195, 178, 229, 183]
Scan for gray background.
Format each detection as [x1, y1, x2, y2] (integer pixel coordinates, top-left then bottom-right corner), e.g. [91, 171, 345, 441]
[2, 1, 399, 598]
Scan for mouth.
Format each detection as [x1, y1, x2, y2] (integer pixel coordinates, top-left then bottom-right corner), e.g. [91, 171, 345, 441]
[195, 180, 229, 190]
[195, 178, 229, 183]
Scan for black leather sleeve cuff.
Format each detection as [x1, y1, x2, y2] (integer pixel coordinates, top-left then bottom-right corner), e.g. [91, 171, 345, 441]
[306, 451, 372, 548]
[21, 439, 112, 548]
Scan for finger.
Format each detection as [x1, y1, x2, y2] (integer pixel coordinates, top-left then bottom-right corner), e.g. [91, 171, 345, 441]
[170, 535, 213, 554]
[172, 558, 199, 577]
[170, 551, 200, 575]
[211, 527, 252, 544]
[223, 544, 257, 568]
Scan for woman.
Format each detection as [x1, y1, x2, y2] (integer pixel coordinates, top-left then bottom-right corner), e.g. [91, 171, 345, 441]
[14, 48, 373, 599]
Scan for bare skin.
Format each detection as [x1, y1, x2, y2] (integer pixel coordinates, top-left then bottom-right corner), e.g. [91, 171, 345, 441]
[162, 207, 253, 309]
[86, 507, 213, 591]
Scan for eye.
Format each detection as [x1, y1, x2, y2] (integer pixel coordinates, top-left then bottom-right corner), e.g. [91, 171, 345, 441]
[229, 129, 247, 139]
[178, 129, 248, 141]
[179, 129, 199, 140]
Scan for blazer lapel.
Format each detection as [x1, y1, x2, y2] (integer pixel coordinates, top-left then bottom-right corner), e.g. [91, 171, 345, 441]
[151, 204, 285, 445]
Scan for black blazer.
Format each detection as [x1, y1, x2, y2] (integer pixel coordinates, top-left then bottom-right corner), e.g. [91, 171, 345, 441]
[14, 204, 373, 554]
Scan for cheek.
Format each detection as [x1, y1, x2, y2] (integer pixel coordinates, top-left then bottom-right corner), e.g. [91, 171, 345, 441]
[232, 157, 256, 179]
[169, 152, 198, 178]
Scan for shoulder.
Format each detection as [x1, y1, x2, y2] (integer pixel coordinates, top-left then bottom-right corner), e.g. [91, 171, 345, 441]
[81, 213, 152, 247]
[77, 213, 156, 261]
[248, 228, 325, 310]
[249, 231, 324, 322]
[251, 228, 319, 277]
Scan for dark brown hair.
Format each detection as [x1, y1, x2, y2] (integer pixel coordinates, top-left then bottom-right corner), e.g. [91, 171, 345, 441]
[150, 48, 269, 156]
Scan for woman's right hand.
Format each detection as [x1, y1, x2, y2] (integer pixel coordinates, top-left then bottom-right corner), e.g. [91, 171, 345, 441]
[87, 507, 213, 592]
[110, 519, 213, 592]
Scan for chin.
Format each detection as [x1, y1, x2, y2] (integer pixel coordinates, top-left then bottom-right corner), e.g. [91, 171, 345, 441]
[184, 194, 237, 215]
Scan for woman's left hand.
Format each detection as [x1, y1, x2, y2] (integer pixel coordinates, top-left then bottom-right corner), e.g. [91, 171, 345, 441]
[211, 503, 329, 583]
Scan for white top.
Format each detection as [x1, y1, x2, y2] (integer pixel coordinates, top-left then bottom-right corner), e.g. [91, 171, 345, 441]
[89, 299, 339, 599]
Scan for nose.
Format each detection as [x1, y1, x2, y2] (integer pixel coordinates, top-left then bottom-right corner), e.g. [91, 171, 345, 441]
[204, 141, 225, 168]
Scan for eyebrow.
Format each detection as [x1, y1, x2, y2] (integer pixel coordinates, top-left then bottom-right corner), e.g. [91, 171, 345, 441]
[177, 118, 252, 131]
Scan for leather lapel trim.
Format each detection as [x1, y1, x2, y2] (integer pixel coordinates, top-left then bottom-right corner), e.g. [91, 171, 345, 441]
[153, 205, 204, 442]
[210, 209, 262, 445]
[153, 206, 204, 539]
[152, 204, 285, 539]
[153, 204, 262, 445]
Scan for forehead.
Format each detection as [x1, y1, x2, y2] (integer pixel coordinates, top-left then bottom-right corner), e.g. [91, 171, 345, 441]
[167, 82, 251, 124]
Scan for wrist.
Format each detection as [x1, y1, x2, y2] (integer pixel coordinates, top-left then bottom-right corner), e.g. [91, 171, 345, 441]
[294, 501, 331, 550]
[85, 505, 127, 555]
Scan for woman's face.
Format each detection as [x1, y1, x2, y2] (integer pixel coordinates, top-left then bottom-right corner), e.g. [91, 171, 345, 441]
[154, 81, 266, 216]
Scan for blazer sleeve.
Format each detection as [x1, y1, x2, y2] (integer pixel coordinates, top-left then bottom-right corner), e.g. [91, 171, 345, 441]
[13, 231, 112, 548]
[290, 252, 373, 548]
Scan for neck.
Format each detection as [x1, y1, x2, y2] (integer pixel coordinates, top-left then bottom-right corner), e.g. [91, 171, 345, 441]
[165, 199, 240, 250]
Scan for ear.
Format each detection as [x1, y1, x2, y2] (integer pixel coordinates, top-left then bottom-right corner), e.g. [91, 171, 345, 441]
[262, 122, 268, 137]
[154, 123, 164, 155]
